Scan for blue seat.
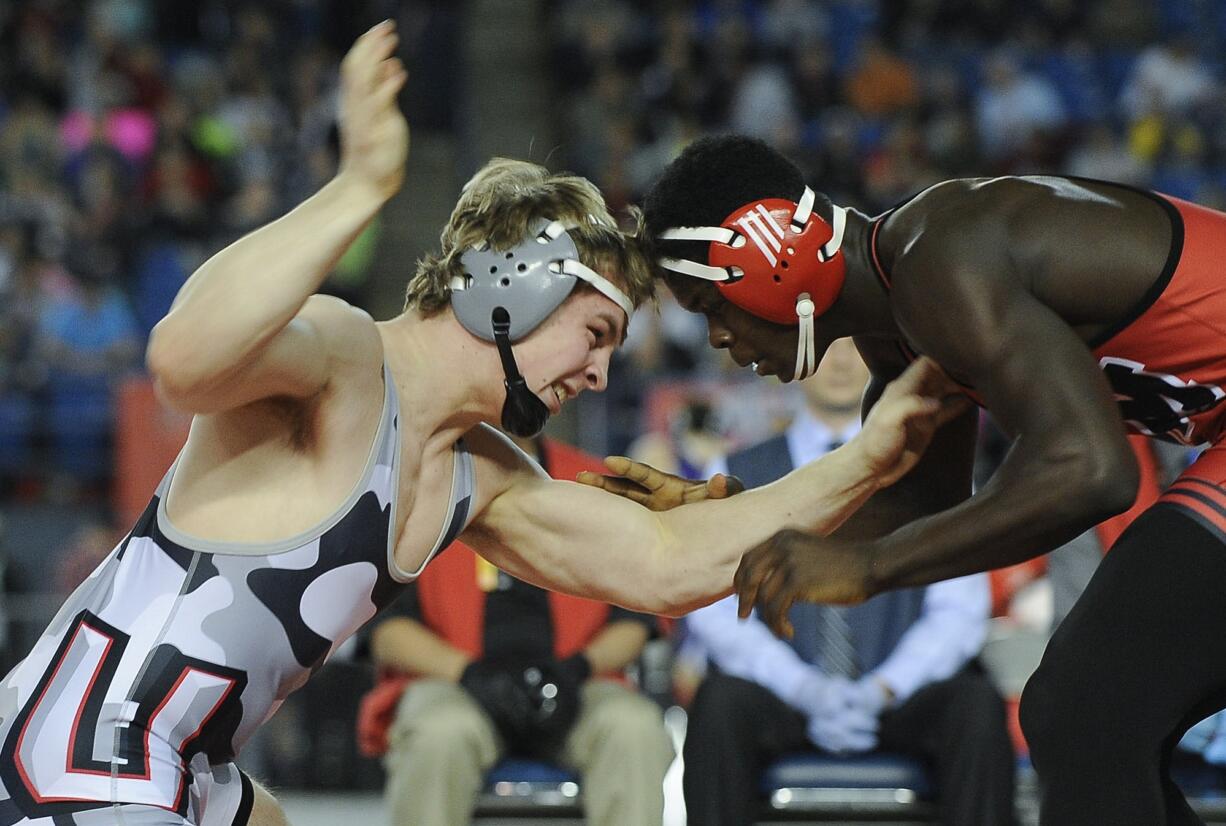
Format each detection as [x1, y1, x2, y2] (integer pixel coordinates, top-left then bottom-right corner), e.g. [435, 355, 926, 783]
[475, 758, 583, 818]
[760, 752, 937, 820]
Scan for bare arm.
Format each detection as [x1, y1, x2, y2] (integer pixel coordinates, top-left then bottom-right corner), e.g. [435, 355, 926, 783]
[146, 22, 407, 412]
[464, 445, 883, 615]
[463, 358, 961, 616]
[868, 245, 1138, 587]
[736, 237, 1139, 633]
[833, 339, 981, 540]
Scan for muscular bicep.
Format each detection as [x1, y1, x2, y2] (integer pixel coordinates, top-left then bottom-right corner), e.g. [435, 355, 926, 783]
[149, 294, 374, 414]
[462, 469, 669, 611]
[893, 254, 1137, 506]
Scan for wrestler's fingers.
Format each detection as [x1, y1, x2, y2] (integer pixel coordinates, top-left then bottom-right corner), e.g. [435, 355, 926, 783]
[344, 21, 397, 85]
[696, 473, 740, 497]
[575, 471, 651, 502]
[574, 470, 605, 489]
[735, 545, 773, 619]
[755, 566, 796, 639]
[934, 393, 974, 427]
[722, 474, 746, 496]
[881, 355, 940, 399]
[374, 58, 408, 104]
[602, 456, 667, 492]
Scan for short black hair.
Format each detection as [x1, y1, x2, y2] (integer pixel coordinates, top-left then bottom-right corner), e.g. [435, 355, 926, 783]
[643, 135, 831, 268]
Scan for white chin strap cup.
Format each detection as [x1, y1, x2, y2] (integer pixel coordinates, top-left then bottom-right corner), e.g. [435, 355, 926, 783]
[795, 293, 817, 381]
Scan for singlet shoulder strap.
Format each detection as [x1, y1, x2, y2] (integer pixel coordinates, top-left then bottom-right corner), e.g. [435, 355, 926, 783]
[868, 211, 895, 290]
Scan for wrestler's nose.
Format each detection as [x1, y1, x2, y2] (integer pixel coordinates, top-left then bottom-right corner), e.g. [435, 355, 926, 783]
[708, 318, 734, 349]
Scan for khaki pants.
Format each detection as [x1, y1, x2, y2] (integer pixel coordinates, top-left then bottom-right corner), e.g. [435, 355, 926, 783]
[383, 678, 673, 826]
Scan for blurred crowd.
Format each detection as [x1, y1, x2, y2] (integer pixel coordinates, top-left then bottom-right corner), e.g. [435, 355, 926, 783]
[553, 0, 1226, 458]
[7, 0, 1226, 497]
[0, 0, 457, 498]
[551, 0, 1226, 213]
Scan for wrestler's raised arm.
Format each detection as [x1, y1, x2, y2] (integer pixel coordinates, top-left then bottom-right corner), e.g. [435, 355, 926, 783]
[461, 357, 964, 615]
[146, 21, 408, 414]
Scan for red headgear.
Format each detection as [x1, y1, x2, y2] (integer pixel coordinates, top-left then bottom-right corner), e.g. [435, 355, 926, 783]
[658, 187, 848, 379]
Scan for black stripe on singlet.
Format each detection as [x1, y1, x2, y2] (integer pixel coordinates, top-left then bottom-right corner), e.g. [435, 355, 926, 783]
[1060, 175, 1185, 349]
[1166, 485, 1226, 520]
[233, 770, 255, 826]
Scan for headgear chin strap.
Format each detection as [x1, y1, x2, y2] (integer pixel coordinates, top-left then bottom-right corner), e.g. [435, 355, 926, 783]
[490, 307, 550, 437]
[658, 187, 847, 380]
[451, 218, 634, 437]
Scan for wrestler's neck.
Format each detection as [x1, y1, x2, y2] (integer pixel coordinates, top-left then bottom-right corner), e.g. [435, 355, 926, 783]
[823, 208, 899, 339]
[376, 308, 508, 443]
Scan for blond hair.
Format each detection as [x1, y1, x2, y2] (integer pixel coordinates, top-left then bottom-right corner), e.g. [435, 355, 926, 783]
[404, 158, 656, 314]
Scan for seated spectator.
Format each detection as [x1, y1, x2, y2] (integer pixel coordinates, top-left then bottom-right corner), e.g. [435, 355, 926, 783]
[357, 435, 673, 826]
[1178, 709, 1226, 784]
[33, 241, 140, 490]
[1118, 36, 1214, 121]
[843, 36, 919, 117]
[973, 51, 1068, 165]
[682, 339, 1016, 826]
[0, 220, 48, 482]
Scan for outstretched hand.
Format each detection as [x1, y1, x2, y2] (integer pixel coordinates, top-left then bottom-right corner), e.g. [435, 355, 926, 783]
[854, 356, 971, 489]
[576, 456, 744, 511]
[338, 20, 409, 202]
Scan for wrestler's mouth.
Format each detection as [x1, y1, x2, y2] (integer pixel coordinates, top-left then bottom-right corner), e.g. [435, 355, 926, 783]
[751, 361, 774, 377]
[543, 382, 574, 414]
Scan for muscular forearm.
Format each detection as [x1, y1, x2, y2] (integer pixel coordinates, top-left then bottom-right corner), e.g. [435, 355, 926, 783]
[147, 173, 385, 388]
[370, 617, 471, 682]
[475, 442, 884, 618]
[871, 448, 1135, 591]
[656, 442, 884, 612]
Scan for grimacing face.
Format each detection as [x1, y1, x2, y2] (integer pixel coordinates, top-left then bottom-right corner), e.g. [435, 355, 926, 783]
[666, 274, 813, 382]
[511, 288, 626, 416]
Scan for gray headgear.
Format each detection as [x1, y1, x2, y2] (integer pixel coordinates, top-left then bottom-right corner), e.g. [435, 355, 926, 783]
[451, 218, 633, 342]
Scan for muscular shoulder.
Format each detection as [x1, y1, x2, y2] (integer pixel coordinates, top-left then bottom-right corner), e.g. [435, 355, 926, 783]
[298, 294, 383, 370]
[882, 179, 1039, 315]
[463, 424, 549, 514]
[882, 178, 1014, 271]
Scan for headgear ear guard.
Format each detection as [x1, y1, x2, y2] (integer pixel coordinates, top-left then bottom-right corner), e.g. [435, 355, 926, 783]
[657, 186, 847, 380]
[451, 217, 634, 437]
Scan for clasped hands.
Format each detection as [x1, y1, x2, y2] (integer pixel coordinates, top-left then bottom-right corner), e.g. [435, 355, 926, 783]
[797, 671, 892, 754]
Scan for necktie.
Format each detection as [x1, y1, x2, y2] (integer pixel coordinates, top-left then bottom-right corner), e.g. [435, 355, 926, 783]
[787, 436, 859, 676]
[815, 605, 860, 678]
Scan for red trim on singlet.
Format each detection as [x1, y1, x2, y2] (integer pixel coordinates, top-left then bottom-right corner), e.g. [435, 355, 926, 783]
[868, 213, 893, 290]
[1163, 479, 1226, 533]
[64, 628, 116, 778]
[162, 667, 240, 813]
[15, 622, 113, 803]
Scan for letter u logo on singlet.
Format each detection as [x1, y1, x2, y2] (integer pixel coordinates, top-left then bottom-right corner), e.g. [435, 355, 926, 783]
[0, 611, 247, 817]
